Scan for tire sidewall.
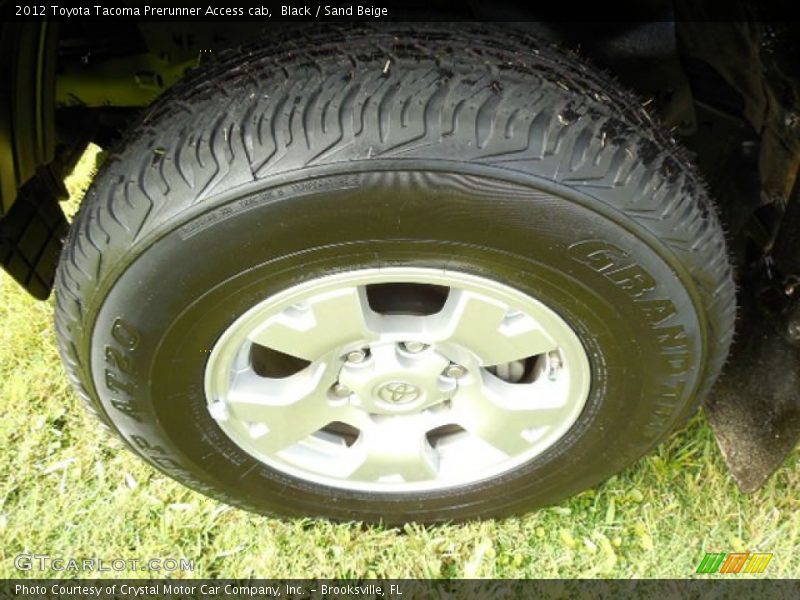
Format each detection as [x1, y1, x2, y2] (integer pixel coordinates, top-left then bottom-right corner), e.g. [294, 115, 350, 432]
[86, 167, 705, 521]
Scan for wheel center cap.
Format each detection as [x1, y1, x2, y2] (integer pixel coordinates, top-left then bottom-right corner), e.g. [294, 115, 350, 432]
[337, 342, 455, 414]
[376, 381, 421, 405]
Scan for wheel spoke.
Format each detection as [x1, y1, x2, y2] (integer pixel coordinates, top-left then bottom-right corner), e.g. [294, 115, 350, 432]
[248, 286, 373, 361]
[451, 380, 567, 456]
[432, 289, 558, 365]
[348, 417, 440, 482]
[225, 365, 338, 452]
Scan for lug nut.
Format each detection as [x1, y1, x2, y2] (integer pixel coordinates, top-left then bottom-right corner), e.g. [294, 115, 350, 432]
[332, 383, 352, 398]
[208, 401, 229, 421]
[444, 364, 467, 379]
[402, 341, 427, 353]
[346, 349, 368, 364]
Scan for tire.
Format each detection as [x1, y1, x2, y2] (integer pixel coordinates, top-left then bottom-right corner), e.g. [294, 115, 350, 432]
[54, 24, 735, 523]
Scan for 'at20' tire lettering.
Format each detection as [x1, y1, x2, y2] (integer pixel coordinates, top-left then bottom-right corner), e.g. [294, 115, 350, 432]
[104, 317, 142, 423]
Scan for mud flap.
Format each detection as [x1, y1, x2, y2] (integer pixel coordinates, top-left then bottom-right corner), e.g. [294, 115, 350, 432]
[705, 287, 800, 492]
[0, 170, 68, 300]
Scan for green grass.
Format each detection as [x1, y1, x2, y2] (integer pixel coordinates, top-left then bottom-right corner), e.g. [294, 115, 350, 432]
[1, 147, 799, 579]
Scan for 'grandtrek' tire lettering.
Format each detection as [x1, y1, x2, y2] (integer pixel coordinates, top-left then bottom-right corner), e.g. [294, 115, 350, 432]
[568, 240, 692, 375]
[567, 240, 656, 298]
[569, 239, 695, 435]
[129, 433, 225, 495]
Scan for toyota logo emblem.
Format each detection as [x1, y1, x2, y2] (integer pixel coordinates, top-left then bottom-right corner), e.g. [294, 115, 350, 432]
[376, 381, 422, 404]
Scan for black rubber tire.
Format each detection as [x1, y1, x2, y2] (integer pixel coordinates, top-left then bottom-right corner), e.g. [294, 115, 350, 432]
[54, 25, 736, 523]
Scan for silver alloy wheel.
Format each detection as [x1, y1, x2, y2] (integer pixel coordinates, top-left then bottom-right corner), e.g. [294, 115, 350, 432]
[205, 268, 591, 492]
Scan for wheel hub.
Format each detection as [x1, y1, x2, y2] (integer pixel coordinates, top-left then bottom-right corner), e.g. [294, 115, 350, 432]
[204, 267, 591, 492]
[338, 342, 457, 414]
